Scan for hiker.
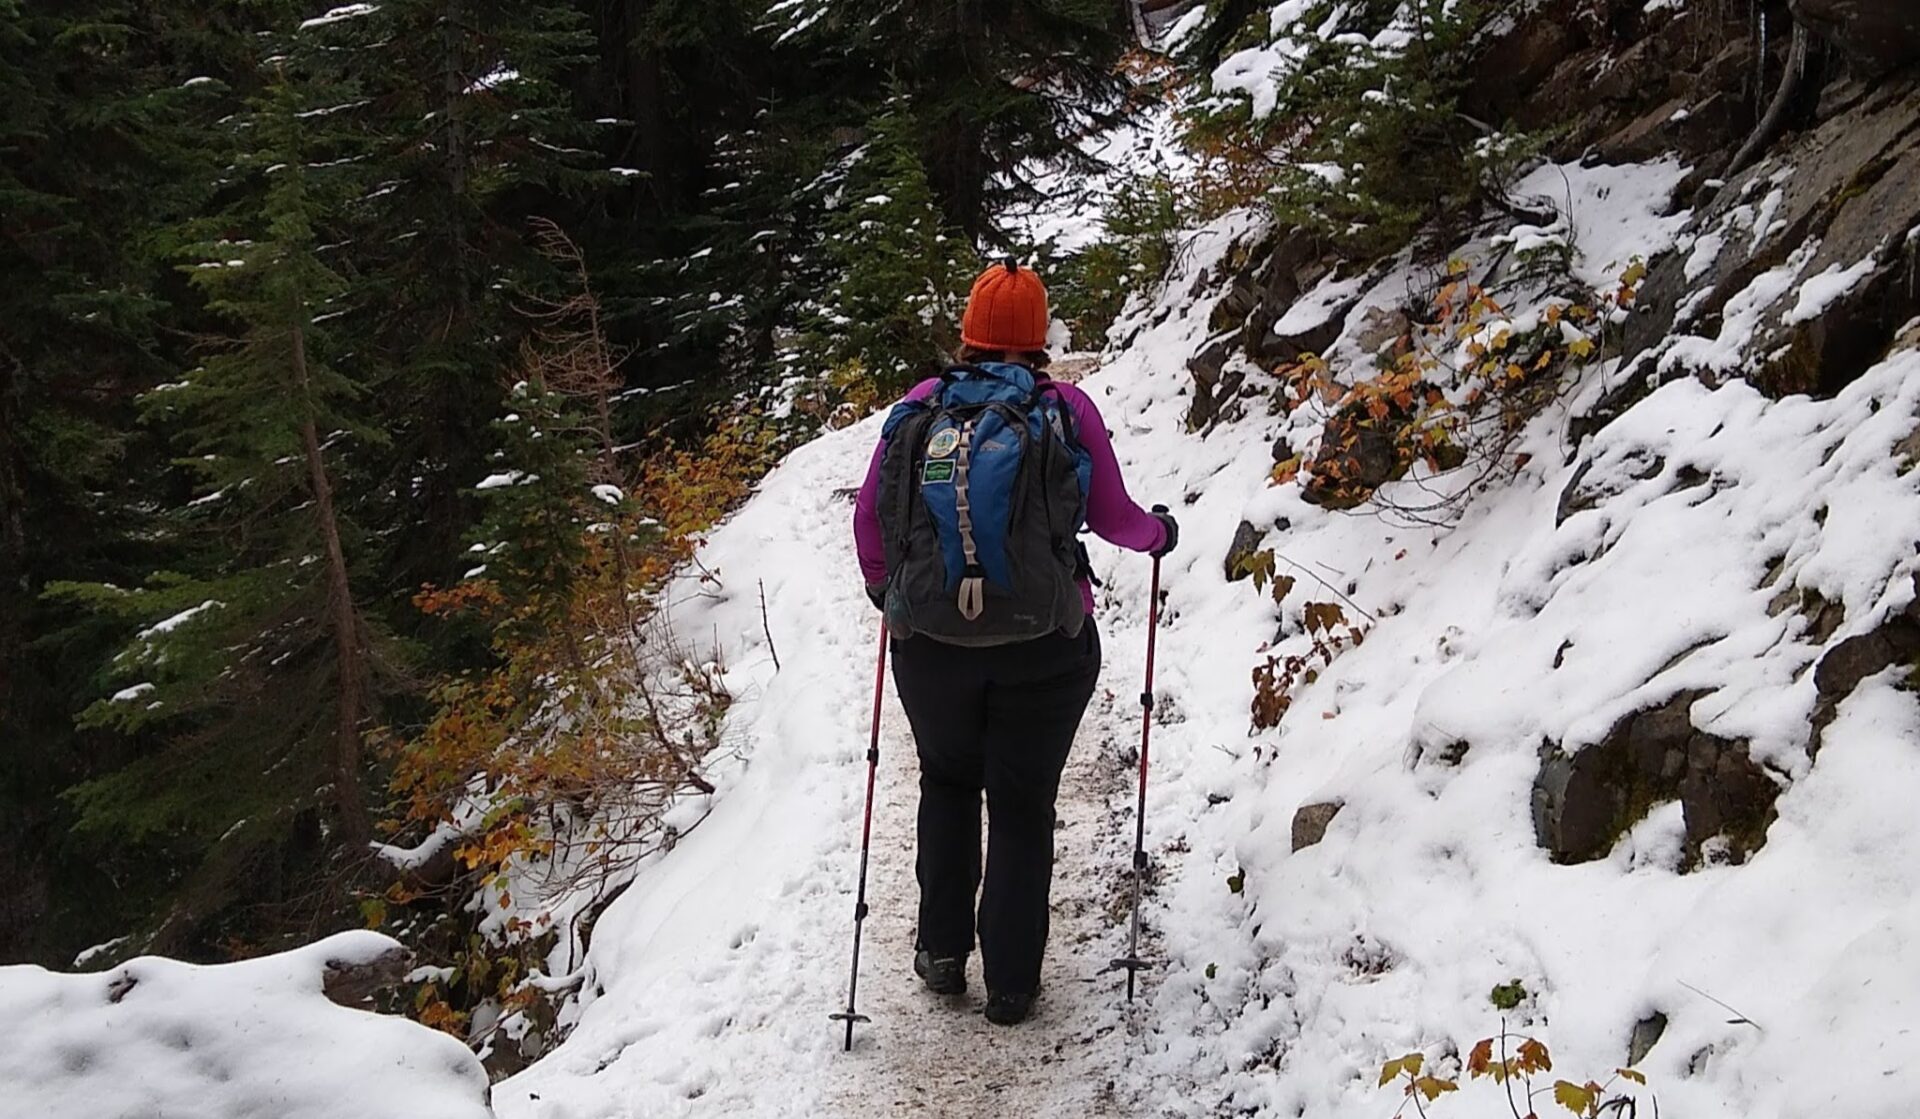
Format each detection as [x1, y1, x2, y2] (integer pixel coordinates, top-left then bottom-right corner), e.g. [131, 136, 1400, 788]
[851, 261, 1177, 1026]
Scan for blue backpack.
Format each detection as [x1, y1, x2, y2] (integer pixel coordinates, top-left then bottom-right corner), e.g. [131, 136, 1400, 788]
[877, 363, 1093, 645]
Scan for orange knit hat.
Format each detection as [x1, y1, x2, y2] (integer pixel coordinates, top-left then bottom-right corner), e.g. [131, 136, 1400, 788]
[960, 261, 1049, 351]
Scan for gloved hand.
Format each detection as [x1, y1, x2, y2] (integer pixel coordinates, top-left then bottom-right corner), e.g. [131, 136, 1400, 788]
[1150, 505, 1178, 558]
[865, 583, 887, 611]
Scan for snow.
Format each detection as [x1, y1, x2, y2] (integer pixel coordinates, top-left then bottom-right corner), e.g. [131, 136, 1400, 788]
[1684, 228, 1726, 282]
[476, 471, 525, 490]
[1663, 242, 1816, 375]
[0, 932, 489, 1119]
[1272, 273, 1368, 338]
[467, 66, 520, 93]
[1507, 158, 1693, 288]
[71, 937, 130, 969]
[135, 599, 223, 641]
[591, 484, 624, 505]
[109, 683, 155, 704]
[298, 3, 378, 31]
[1785, 255, 1877, 325]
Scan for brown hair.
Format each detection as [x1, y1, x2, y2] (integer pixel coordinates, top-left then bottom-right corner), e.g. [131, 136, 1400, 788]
[956, 344, 1051, 371]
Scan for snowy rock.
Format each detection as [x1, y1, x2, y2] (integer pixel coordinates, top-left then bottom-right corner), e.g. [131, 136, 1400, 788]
[1792, 0, 1920, 73]
[1627, 1010, 1668, 1066]
[1242, 232, 1344, 366]
[1289, 801, 1343, 852]
[1183, 333, 1247, 430]
[1811, 572, 1920, 738]
[1345, 305, 1409, 361]
[1532, 691, 1783, 866]
[319, 936, 415, 1006]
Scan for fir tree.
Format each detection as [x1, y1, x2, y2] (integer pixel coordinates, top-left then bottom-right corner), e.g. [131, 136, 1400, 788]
[809, 101, 970, 393]
[48, 56, 391, 950]
[0, 0, 292, 960]
[290, 0, 602, 592]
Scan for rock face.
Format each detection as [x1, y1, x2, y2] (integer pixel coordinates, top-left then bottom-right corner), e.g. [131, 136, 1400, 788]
[1185, 333, 1248, 431]
[1792, 0, 1920, 73]
[1291, 801, 1344, 852]
[1469, 0, 1760, 162]
[1624, 79, 1920, 403]
[1532, 692, 1783, 866]
[1185, 227, 1344, 429]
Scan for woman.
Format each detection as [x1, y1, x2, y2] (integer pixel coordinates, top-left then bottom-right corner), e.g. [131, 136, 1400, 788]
[851, 262, 1177, 1025]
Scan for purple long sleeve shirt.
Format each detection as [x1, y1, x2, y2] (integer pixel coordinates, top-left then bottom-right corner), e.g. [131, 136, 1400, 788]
[853, 376, 1166, 611]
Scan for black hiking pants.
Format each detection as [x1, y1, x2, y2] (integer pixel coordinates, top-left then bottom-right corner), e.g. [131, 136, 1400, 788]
[890, 623, 1102, 996]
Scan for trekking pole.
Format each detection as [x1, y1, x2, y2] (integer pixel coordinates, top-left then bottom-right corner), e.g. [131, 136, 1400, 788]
[1106, 528, 1165, 1001]
[830, 618, 889, 1051]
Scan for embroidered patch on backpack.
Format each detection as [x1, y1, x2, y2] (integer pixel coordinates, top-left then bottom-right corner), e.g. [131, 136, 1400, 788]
[926, 429, 960, 459]
[921, 460, 955, 485]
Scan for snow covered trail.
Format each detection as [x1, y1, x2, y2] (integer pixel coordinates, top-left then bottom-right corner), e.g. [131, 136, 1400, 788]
[815, 694, 1141, 1117]
[493, 396, 1180, 1119]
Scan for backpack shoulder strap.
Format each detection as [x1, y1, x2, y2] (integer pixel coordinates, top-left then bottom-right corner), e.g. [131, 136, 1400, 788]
[1029, 379, 1082, 448]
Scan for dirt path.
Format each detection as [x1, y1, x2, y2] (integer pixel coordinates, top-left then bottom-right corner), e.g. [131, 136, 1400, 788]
[818, 682, 1156, 1118]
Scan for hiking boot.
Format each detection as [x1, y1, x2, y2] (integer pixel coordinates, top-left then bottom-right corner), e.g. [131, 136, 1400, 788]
[913, 950, 966, 995]
[984, 989, 1035, 1026]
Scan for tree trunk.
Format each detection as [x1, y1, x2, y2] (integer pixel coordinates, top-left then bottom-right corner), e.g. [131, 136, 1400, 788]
[291, 320, 372, 850]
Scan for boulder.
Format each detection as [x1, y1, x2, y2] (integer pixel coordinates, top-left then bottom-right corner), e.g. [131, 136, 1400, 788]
[1184, 332, 1245, 430]
[1291, 801, 1345, 852]
[1347, 306, 1411, 360]
[1300, 405, 1406, 510]
[1244, 230, 1344, 367]
[1533, 691, 1783, 865]
[1792, 0, 1920, 74]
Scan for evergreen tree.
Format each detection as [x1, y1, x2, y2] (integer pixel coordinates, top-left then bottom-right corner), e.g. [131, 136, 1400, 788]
[48, 56, 391, 952]
[808, 100, 970, 393]
[290, 0, 601, 593]
[0, 0, 290, 961]
[776, 0, 1133, 242]
[570, 0, 799, 431]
